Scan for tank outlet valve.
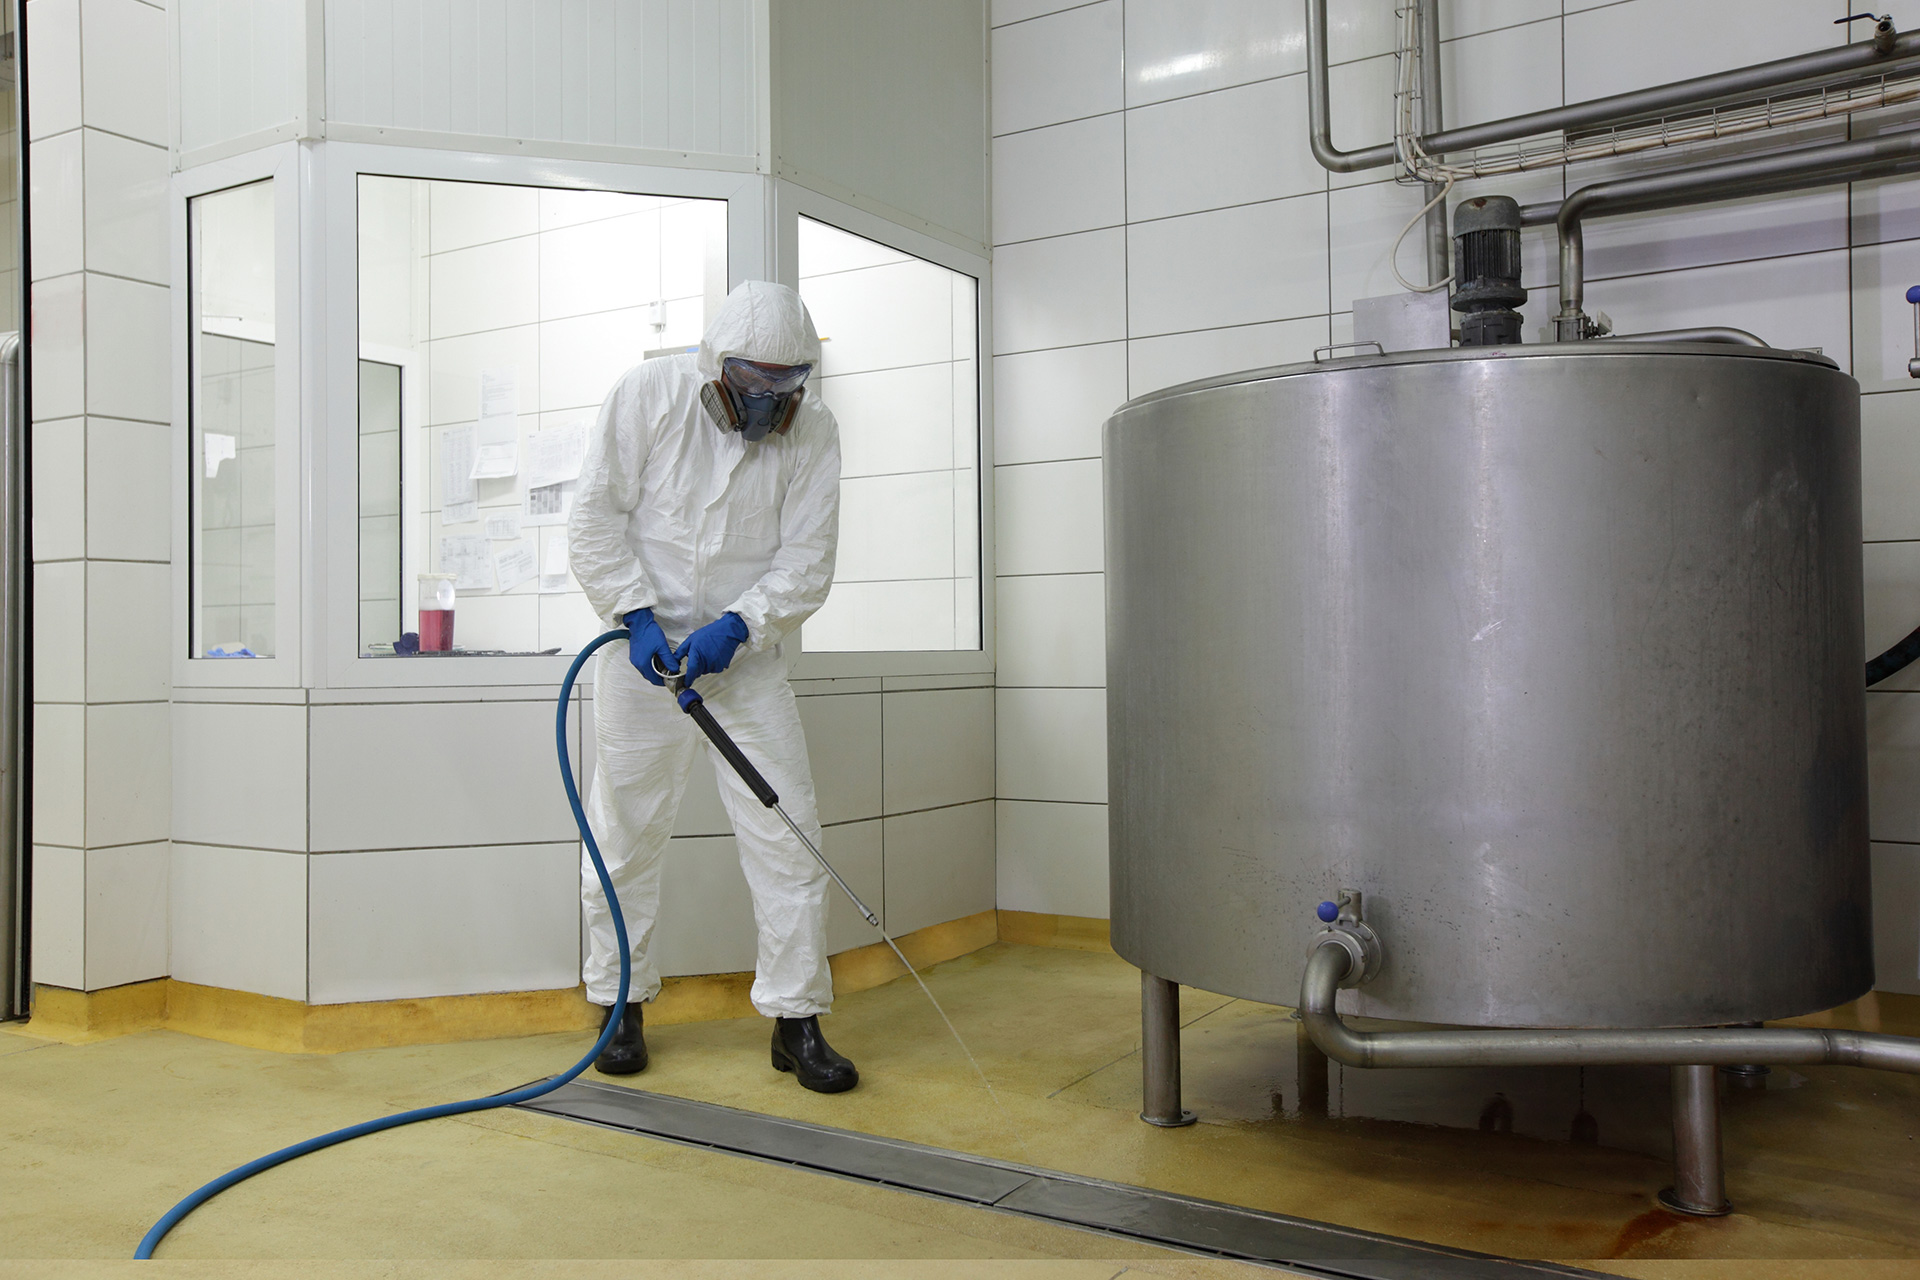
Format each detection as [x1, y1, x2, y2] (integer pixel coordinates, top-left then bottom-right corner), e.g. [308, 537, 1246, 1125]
[1906, 284, 1920, 378]
[1308, 888, 1383, 989]
[1452, 196, 1527, 347]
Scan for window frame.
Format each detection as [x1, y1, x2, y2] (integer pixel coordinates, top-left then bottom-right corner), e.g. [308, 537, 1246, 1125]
[170, 144, 305, 690]
[315, 141, 767, 691]
[773, 180, 995, 681]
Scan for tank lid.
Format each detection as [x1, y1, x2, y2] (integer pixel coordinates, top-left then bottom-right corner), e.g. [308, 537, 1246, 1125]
[1112, 341, 1843, 416]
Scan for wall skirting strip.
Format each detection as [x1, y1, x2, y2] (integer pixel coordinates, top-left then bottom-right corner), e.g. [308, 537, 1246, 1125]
[996, 909, 1111, 952]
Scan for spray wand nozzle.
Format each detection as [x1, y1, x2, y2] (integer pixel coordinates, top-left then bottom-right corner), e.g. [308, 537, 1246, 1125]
[650, 652, 878, 926]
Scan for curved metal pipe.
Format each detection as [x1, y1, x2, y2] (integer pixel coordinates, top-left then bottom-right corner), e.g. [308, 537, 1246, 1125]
[1597, 327, 1770, 347]
[1555, 128, 1920, 335]
[1306, 0, 1920, 175]
[1299, 942, 1920, 1074]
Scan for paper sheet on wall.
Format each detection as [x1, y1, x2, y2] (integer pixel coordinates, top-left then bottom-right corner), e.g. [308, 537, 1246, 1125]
[442, 501, 477, 526]
[471, 368, 519, 479]
[523, 480, 575, 527]
[442, 425, 476, 505]
[440, 535, 495, 592]
[204, 433, 236, 479]
[525, 421, 587, 489]
[485, 511, 522, 540]
[494, 541, 538, 593]
[540, 535, 570, 593]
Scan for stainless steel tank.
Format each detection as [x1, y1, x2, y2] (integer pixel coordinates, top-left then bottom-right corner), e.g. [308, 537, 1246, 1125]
[1105, 344, 1872, 1030]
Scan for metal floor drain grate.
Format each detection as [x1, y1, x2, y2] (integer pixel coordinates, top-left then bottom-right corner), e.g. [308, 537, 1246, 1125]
[517, 1080, 1609, 1279]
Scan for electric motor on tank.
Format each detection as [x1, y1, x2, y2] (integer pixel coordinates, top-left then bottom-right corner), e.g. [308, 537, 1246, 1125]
[1451, 195, 1526, 347]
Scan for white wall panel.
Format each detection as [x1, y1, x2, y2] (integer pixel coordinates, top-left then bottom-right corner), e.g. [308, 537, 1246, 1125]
[996, 687, 1106, 804]
[30, 845, 85, 989]
[883, 801, 994, 936]
[881, 688, 994, 813]
[84, 843, 170, 990]
[993, 114, 1124, 245]
[991, 0, 1120, 137]
[328, 0, 758, 159]
[992, 343, 1125, 466]
[178, 0, 304, 153]
[85, 703, 170, 848]
[996, 799, 1107, 917]
[173, 702, 307, 852]
[171, 844, 308, 1000]
[1872, 843, 1920, 995]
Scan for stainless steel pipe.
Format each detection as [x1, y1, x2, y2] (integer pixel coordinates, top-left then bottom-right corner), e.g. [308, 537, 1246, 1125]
[1554, 128, 1920, 337]
[1305, 0, 1920, 174]
[1140, 971, 1196, 1127]
[1599, 327, 1769, 347]
[1662, 1066, 1732, 1217]
[1416, 0, 1448, 285]
[1298, 943, 1920, 1075]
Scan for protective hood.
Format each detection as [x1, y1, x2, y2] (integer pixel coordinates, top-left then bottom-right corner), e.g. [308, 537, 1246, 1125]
[697, 281, 823, 381]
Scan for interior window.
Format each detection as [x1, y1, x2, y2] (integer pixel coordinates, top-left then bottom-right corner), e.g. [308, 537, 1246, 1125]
[796, 217, 982, 652]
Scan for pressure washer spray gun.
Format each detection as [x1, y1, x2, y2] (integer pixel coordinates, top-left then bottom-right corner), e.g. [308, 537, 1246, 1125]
[651, 653, 879, 925]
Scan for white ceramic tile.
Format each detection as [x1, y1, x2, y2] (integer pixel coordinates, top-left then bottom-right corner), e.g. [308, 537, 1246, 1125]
[1324, 0, 1397, 65]
[992, 113, 1124, 245]
[835, 472, 956, 583]
[822, 818, 885, 955]
[1125, 76, 1321, 225]
[308, 844, 580, 1002]
[797, 691, 883, 825]
[31, 417, 83, 562]
[1127, 195, 1330, 338]
[170, 844, 306, 1000]
[428, 179, 540, 252]
[821, 364, 960, 478]
[649, 833, 758, 976]
[1864, 393, 1920, 544]
[1867, 542, 1920, 694]
[85, 561, 168, 703]
[996, 686, 1107, 803]
[1850, 160, 1920, 249]
[28, 131, 82, 278]
[802, 257, 957, 376]
[79, 0, 168, 145]
[311, 700, 576, 849]
[1584, 188, 1847, 286]
[883, 801, 995, 937]
[995, 798, 1109, 917]
[82, 131, 168, 284]
[538, 210, 661, 322]
[32, 274, 85, 421]
[1324, 53, 1396, 190]
[993, 0, 1090, 27]
[424, 327, 540, 426]
[1126, 315, 1328, 398]
[996, 572, 1105, 688]
[1328, 180, 1449, 314]
[30, 845, 85, 989]
[1441, 0, 1559, 41]
[32, 703, 84, 848]
[1869, 691, 1920, 842]
[84, 273, 169, 422]
[1564, 0, 1840, 103]
[1852, 239, 1920, 392]
[537, 588, 605, 653]
[803, 578, 967, 653]
[171, 701, 306, 851]
[33, 561, 84, 703]
[84, 701, 169, 847]
[86, 417, 171, 561]
[882, 687, 994, 812]
[428, 237, 540, 340]
[1436, 19, 1561, 131]
[26, 0, 80, 140]
[994, 457, 1103, 576]
[992, 342, 1125, 466]
[991, 228, 1126, 355]
[1871, 842, 1920, 994]
[1125, 0, 1304, 108]
[84, 842, 169, 989]
[1587, 249, 1850, 371]
[991, 0, 1121, 136]
[538, 308, 649, 412]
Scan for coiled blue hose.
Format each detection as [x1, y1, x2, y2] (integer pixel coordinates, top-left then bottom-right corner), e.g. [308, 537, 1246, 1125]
[135, 628, 634, 1259]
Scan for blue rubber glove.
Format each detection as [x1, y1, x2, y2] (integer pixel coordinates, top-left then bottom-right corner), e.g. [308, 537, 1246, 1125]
[624, 608, 676, 686]
[673, 612, 749, 685]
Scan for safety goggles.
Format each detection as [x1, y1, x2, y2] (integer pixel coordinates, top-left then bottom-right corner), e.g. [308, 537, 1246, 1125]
[721, 357, 813, 396]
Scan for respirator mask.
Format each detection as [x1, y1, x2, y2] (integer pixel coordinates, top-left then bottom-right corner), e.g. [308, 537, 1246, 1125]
[701, 357, 813, 443]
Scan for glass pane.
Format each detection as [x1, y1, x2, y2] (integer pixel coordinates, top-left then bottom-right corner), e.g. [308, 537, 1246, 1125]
[354, 176, 729, 658]
[190, 180, 276, 659]
[796, 217, 982, 652]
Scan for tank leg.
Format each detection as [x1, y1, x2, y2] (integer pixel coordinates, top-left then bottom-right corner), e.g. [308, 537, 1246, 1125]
[1140, 971, 1197, 1127]
[1659, 1064, 1732, 1216]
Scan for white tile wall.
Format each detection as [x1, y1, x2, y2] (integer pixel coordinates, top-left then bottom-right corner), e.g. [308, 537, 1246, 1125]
[78, 0, 169, 146]
[84, 843, 170, 990]
[29, 131, 81, 279]
[170, 844, 308, 1001]
[33, 562, 84, 704]
[31, 417, 84, 562]
[1562, 0, 1838, 103]
[991, 1, 1122, 136]
[1872, 843, 1920, 994]
[994, 459, 1103, 576]
[82, 131, 168, 285]
[83, 274, 170, 423]
[31, 845, 86, 989]
[992, 342, 1125, 465]
[1869, 693, 1920, 843]
[883, 801, 995, 936]
[308, 844, 581, 1002]
[1127, 315, 1327, 397]
[996, 687, 1107, 804]
[1124, 0, 1303, 106]
[822, 819, 886, 956]
[31, 275, 85, 421]
[1865, 541, 1920, 693]
[85, 560, 169, 703]
[26, 0, 81, 141]
[992, 229, 1127, 354]
[995, 573, 1106, 689]
[173, 702, 308, 852]
[995, 799, 1107, 917]
[84, 702, 170, 847]
[882, 688, 994, 813]
[992, 114, 1125, 244]
[1125, 76, 1322, 224]
[86, 418, 172, 560]
[798, 692, 884, 825]
[1127, 195, 1330, 336]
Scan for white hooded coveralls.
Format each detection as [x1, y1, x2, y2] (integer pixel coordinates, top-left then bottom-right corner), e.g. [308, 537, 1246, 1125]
[567, 282, 841, 1017]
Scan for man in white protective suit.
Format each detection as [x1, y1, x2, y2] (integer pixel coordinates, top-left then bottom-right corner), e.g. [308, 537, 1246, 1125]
[566, 280, 856, 1093]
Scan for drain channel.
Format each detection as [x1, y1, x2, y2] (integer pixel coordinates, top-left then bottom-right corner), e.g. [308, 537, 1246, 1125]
[517, 1081, 1610, 1279]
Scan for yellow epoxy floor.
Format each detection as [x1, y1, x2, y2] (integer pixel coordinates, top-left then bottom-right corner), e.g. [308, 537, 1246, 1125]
[5, 942, 1919, 1276]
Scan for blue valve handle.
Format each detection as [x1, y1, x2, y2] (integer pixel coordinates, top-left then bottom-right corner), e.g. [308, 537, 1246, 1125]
[1316, 901, 1340, 923]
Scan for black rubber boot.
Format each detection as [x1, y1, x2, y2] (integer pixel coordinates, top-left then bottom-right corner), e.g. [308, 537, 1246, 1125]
[771, 1015, 858, 1093]
[593, 1003, 648, 1076]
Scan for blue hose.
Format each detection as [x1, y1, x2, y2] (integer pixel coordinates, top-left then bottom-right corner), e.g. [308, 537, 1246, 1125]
[135, 629, 634, 1259]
